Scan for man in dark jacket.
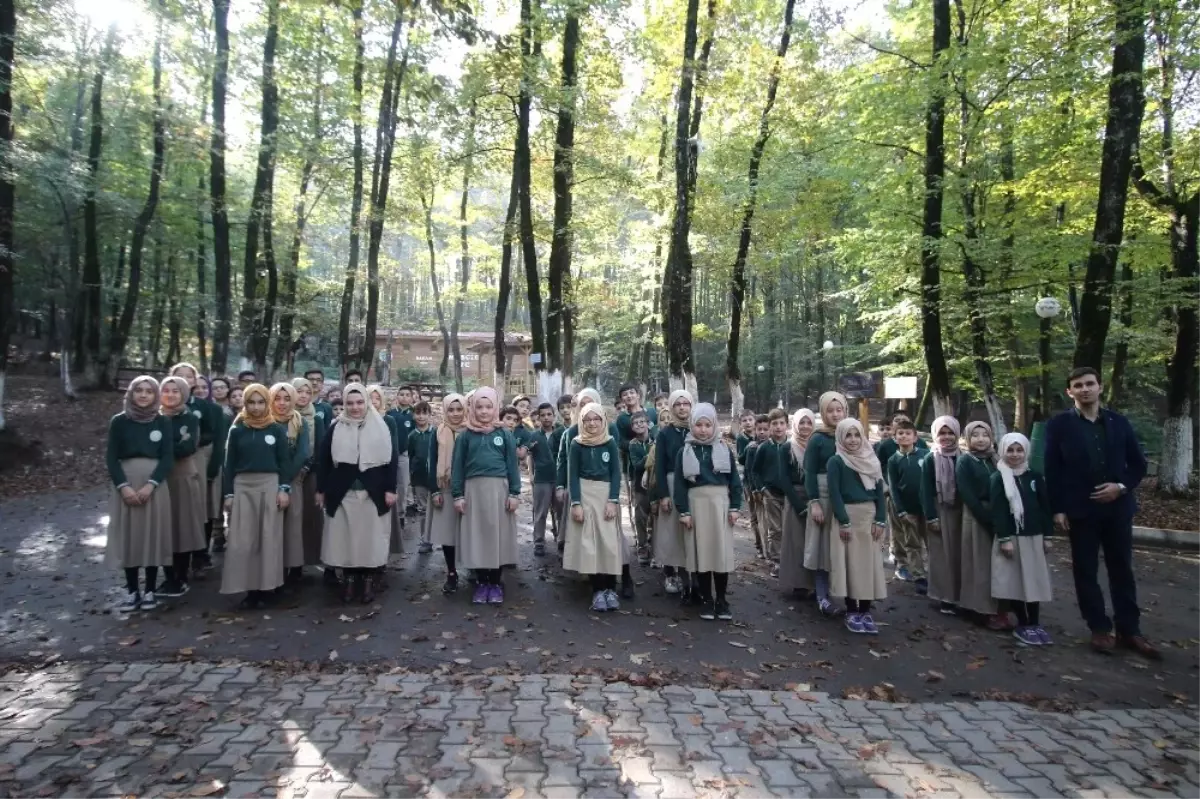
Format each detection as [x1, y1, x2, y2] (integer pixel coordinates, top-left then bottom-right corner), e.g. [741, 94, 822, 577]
[1044, 367, 1159, 659]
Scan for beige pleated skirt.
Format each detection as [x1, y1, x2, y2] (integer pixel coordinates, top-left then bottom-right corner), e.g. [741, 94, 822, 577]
[684, 485, 735, 574]
[991, 535, 1052, 603]
[429, 484, 461, 548]
[167, 455, 208, 554]
[565, 479, 623, 575]
[105, 458, 174, 569]
[220, 471, 285, 594]
[780, 497, 814, 591]
[829, 501, 887, 601]
[300, 470, 324, 565]
[802, 473, 832, 572]
[653, 471, 687, 568]
[959, 507, 997, 614]
[459, 477, 518, 570]
[927, 503, 963, 603]
[321, 489, 389, 568]
[282, 472, 306, 569]
[195, 444, 216, 521]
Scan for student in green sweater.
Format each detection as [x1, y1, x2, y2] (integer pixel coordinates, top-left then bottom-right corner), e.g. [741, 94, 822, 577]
[803, 391, 848, 615]
[528, 402, 559, 557]
[921, 415, 964, 615]
[735, 409, 756, 465]
[106, 376, 175, 612]
[990, 432, 1054, 646]
[291, 376, 331, 581]
[676, 403, 742, 620]
[743, 414, 770, 558]
[878, 411, 929, 583]
[886, 420, 928, 593]
[779, 409, 815, 598]
[751, 408, 791, 571]
[409, 401, 435, 554]
[168, 362, 227, 572]
[270, 383, 310, 586]
[627, 411, 654, 566]
[875, 412, 929, 464]
[957, 421, 1007, 630]
[452, 387, 521, 606]
[304, 369, 335, 424]
[221, 384, 291, 609]
[652, 389, 695, 599]
[827, 418, 887, 635]
[566, 403, 624, 612]
[159, 376, 204, 599]
[388, 385, 417, 520]
[427, 392, 467, 592]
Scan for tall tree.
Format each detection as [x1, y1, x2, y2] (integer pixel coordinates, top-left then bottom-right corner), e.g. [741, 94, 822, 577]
[451, 99, 476, 393]
[724, 0, 795, 418]
[516, 0, 548, 397]
[546, 1, 580, 389]
[79, 28, 116, 383]
[209, 0, 233, 373]
[0, 0, 14, 430]
[494, 149, 520, 389]
[419, 184, 451, 379]
[1072, 0, 1146, 369]
[338, 0, 366, 373]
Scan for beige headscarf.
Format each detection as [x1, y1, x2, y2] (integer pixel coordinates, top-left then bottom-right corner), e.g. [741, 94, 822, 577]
[964, 420, 997, 464]
[667, 389, 694, 428]
[577, 403, 613, 446]
[235, 384, 275, 430]
[682, 402, 730, 478]
[997, 432, 1031, 533]
[467, 387, 500, 434]
[159, 376, 192, 417]
[291, 377, 316, 451]
[436, 393, 466, 488]
[330, 383, 392, 470]
[269, 382, 303, 443]
[124, 376, 161, 423]
[366, 384, 388, 414]
[573, 388, 603, 426]
[791, 408, 816, 465]
[816, 392, 848, 436]
[835, 418, 883, 490]
[931, 415, 962, 505]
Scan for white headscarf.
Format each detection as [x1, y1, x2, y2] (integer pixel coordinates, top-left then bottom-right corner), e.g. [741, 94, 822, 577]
[997, 432, 1031, 533]
[330, 383, 393, 470]
[682, 402, 730, 479]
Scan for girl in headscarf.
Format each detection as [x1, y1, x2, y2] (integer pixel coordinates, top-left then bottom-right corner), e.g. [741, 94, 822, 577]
[675, 403, 743, 620]
[451, 387, 521, 605]
[827, 418, 887, 634]
[368, 385, 404, 580]
[565, 402, 624, 612]
[208, 377, 234, 552]
[921, 415, 964, 614]
[957, 421, 1009, 630]
[270, 382, 310, 586]
[105, 377, 175, 612]
[291, 377, 330, 583]
[803, 391, 848, 615]
[427, 392, 467, 594]
[316, 383, 397, 604]
[168, 363, 227, 574]
[220, 383, 290, 609]
[988, 433, 1053, 646]
[651, 389, 695, 599]
[779, 409, 816, 599]
[158, 376, 205, 599]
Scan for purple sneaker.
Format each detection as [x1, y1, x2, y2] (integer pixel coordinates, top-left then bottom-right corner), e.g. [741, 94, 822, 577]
[488, 584, 504, 605]
[1036, 626, 1053, 646]
[1013, 626, 1041, 646]
[472, 584, 489, 604]
[860, 614, 879, 635]
[845, 613, 865, 634]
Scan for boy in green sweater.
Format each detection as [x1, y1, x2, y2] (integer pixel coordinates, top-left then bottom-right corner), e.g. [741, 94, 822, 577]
[408, 401, 435, 553]
[743, 414, 770, 558]
[627, 411, 654, 565]
[751, 408, 790, 570]
[529, 403, 559, 556]
[886, 420, 928, 592]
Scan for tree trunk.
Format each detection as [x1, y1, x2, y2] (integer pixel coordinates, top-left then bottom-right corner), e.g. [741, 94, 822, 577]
[1072, 0, 1146, 369]
[494, 149, 519, 390]
[998, 125, 1028, 432]
[338, 1, 366, 374]
[546, 4, 580, 392]
[1103, 261, 1134, 409]
[360, 6, 409, 370]
[80, 28, 115, 383]
[195, 171, 208, 374]
[920, 0, 954, 417]
[420, 187, 451, 380]
[209, 0, 233, 374]
[451, 101, 476, 394]
[103, 0, 166, 387]
[107, 242, 125, 347]
[0, 0, 14, 430]
[148, 237, 166, 367]
[165, 254, 181, 367]
[725, 0, 794, 419]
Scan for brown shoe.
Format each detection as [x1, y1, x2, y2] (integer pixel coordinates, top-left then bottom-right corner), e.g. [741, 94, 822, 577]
[1091, 631, 1117, 653]
[1117, 634, 1163, 661]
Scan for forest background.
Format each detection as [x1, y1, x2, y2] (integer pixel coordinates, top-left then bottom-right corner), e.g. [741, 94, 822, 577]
[0, 0, 1194, 493]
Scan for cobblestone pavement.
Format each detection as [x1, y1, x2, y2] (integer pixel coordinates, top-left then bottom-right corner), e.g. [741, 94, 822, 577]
[0, 662, 1196, 798]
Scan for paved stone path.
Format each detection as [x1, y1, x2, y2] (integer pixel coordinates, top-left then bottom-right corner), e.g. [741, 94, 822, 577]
[0, 662, 1196, 798]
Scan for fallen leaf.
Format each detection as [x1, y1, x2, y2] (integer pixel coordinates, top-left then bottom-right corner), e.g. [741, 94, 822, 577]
[924, 671, 945, 683]
[355, 634, 370, 642]
[71, 736, 109, 747]
[328, 650, 339, 662]
[189, 780, 226, 797]
[454, 658, 471, 665]
[630, 652, 651, 665]
[1061, 675, 1082, 682]
[118, 637, 140, 647]
[728, 642, 748, 649]
[338, 614, 354, 623]
[506, 787, 525, 799]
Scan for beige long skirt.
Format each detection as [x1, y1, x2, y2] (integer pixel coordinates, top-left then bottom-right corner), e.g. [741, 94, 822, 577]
[459, 477, 518, 570]
[802, 474, 832, 572]
[653, 471, 687, 568]
[959, 507, 997, 614]
[684, 485, 735, 574]
[195, 444, 216, 521]
[300, 470, 324, 565]
[105, 458, 174, 569]
[167, 455, 208, 554]
[429, 486, 461, 548]
[991, 535, 1052, 603]
[220, 472, 285, 594]
[565, 479, 623, 576]
[321, 489, 389, 569]
[282, 472, 306, 569]
[927, 503, 963, 603]
[780, 499, 814, 592]
[829, 501, 887, 601]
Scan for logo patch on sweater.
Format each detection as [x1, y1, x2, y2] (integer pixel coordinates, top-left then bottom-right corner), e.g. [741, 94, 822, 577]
[493, 435, 504, 447]
[405, 420, 412, 428]
[192, 409, 202, 418]
[602, 451, 610, 463]
[265, 434, 277, 445]
[149, 430, 163, 442]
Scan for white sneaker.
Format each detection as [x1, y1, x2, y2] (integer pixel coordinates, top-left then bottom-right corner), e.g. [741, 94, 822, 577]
[591, 591, 608, 612]
[140, 591, 158, 610]
[664, 576, 682, 594]
[118, 591, 140, 613]
[604, 589, 620, 611]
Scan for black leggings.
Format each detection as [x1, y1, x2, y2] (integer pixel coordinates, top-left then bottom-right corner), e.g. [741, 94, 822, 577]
[443, 545, 456, 574]
[164, 552, 191, 584]
[124, 567, 159, 594]
[1011, 601, 1040, 626]
[590, 574, 618, 592]
[845, 599, 874, 613]
[476, 568, 502, 585]
[694, 572, 729, 601]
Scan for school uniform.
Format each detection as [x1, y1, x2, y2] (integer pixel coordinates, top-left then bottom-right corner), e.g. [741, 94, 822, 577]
[163, 410, 207, 557]
[879, 437, 929, 573]
[565, 438, 623, 575]
[743, 441, 765, 554]
[387, 406, 415, 513]
[316, 416, 398, 571]
[452, 429, 521, 571]
[557, 421, 622, 554]
[989, 470, 1053, 603]
[187, 395, 227, 527]
[221, 422, 289, 594]
[751, 439, 789, 561]
[827, 455, 887, 601]
[958, 453, 998, 615]
[426, 429, 462, 549]
[628, 435, 653, 553]
[674, 443, 742, 574]
[379, 413, 404, 553]
[279, 421, 311, 570]
[105, 413, 175, 569]
[528, 426, 559, 544]
[802, 432, 837, 574]
[650, 425, 689, 568]
[297, 409, 328, 565]
[779, 446, 813, 592]
[407, 426, 434, 543]
[921, 452, 963, 604]
[886, 448, 928, 579]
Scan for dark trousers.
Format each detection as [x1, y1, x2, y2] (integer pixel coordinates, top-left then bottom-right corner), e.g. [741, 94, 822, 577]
[1068, 511, 1140, 636]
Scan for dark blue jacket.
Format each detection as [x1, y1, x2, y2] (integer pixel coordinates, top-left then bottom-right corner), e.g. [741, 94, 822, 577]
[1043, 407, 1146, 519]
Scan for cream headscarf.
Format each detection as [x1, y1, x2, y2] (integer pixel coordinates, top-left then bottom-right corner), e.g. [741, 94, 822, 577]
[330, 383, 393, 470]
[931, 415, 962, 505]
[963, 420, 997, 464]
[124, 376, 161, 423]
[573, 388, 603, 426]
[291, 377, 317, 451]
[436, 393, 466, 488]
[577, 403, 613, 446]
[467, 387, 500, 434]
[366, 384, 388, 414]
[997, 432, 1031, 533]
[235, 384, 275, 430]
[667, 389, 694, 428]
[682, 402, 730, 479]
[269, 382, 304, 443]
[791, 408, 816, 465]
[835, 418, 883, 490]
[816, 392, 848, 436]
[159, 376, 192, 417]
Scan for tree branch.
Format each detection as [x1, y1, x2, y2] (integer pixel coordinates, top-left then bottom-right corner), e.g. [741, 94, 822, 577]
[842, 29, 929, 70]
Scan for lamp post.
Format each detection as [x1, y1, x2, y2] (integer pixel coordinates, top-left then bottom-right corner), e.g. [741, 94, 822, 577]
[1035, 297, 1061, 419]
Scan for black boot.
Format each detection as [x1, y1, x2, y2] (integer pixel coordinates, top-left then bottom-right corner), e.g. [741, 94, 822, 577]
[621, 565, 635, 599]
